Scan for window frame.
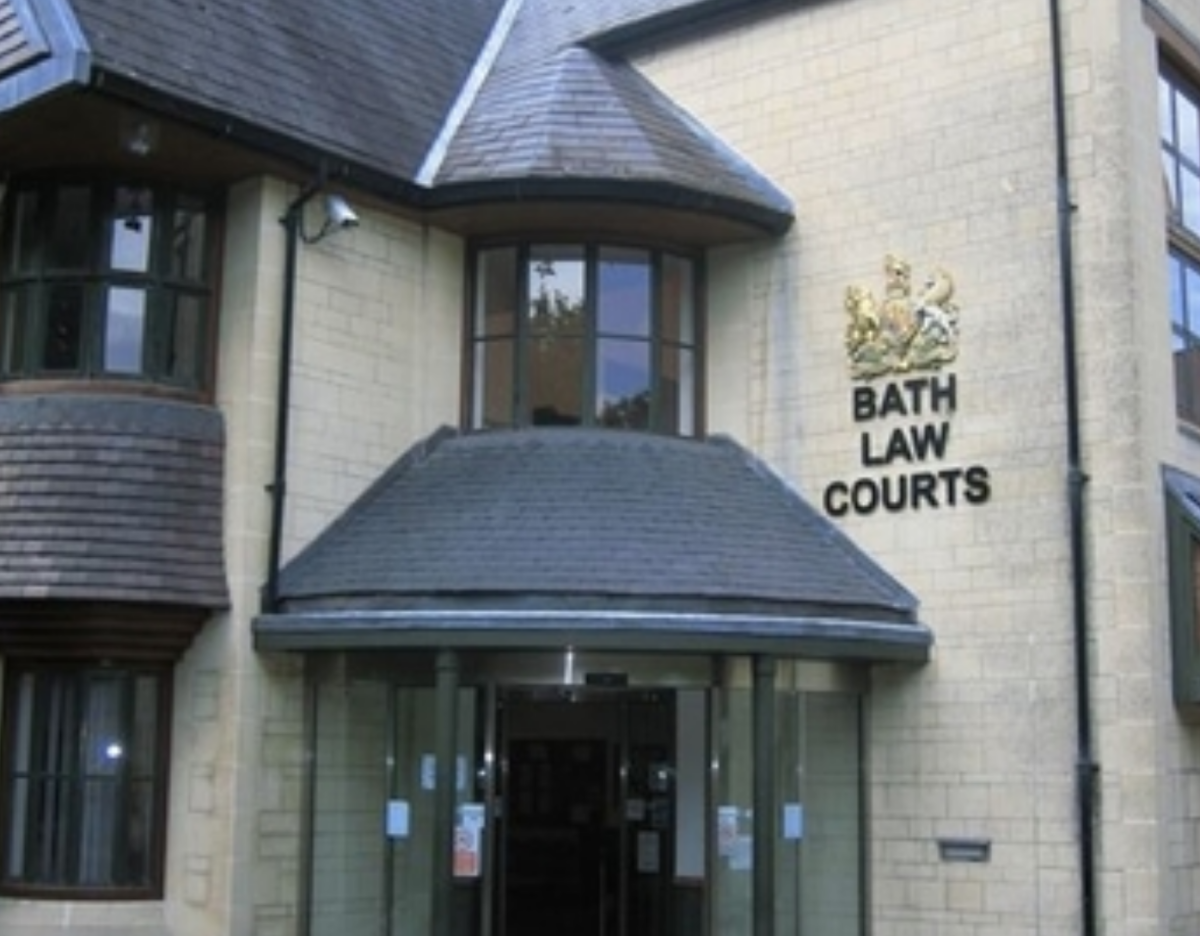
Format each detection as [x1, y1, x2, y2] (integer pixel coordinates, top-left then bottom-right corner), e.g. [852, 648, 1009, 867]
[0, 659, 173, 899]
[1161, 49, 1200, 427]
[465, 239, 705, 436]
[0, 176, 219, 397]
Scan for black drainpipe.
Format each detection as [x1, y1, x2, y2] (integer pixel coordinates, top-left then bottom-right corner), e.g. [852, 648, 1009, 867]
[263, 178, 322, 613]
[1048, 3, 1098, 935]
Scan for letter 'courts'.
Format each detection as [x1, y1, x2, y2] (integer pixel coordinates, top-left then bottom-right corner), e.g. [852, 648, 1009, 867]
[1, 2, 1200, 936]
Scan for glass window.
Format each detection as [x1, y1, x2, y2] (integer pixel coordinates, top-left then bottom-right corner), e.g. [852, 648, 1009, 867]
[103, 286, 147, 374]
[0, 178, 215, 391]
[1, 663, 168, 896]
[42, 284, 86, 372]
[168, 198, 209, 282]
[47, 186, 93, 271]
[1164, 467, 1200, 709]
[5, 189, 41, 272]
[109, 188, 155, 273]
[470, 242, 700, 434]
[1163, 64, 1200, 424]
[528, 245, 586, 426]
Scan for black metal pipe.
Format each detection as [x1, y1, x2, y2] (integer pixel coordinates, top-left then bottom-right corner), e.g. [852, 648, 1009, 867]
[752, 655, 776, 936]
[1048, 3, 1098, 934]
[263, 179, 321, 612]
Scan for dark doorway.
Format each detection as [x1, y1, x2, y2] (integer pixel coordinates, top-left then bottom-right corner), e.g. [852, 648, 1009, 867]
[496, 688, 674, 936]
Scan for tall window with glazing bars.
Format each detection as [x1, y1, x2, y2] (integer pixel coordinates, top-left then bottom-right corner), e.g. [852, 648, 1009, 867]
[1163, 61, 1200, 425]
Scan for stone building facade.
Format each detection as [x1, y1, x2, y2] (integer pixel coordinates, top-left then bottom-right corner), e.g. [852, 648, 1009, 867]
[1, 1, 1199, 935]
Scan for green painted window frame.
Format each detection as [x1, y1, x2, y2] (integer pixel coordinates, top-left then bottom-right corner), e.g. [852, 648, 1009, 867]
[1164, 466, 1200, 710]
[0, 177, 216, 394]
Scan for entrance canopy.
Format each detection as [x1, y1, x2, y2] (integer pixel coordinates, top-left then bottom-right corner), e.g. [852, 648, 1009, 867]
[253, 427, 931, 662]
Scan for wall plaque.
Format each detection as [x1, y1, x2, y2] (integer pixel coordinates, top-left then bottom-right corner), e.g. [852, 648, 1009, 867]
[824, 255, 991, 516]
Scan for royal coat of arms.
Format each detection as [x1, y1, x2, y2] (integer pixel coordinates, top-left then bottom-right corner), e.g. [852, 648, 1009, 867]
[844, 254, 959, 380]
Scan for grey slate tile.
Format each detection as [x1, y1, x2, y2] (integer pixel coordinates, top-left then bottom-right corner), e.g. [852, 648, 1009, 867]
[278, 427, 918, 623]
[43, 0, 792, 226]
[0, 395, 229, 609]
[66, 0, 507, 177]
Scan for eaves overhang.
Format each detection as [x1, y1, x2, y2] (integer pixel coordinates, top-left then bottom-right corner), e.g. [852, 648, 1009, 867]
[82, 69, 431, 206]
[427, 176, 794, 241]
[584, 0, 810, 57]
[254, 606, 932, 663]
[251, 427, 930, 665]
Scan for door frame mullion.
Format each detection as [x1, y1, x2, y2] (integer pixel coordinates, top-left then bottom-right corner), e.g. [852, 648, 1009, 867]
[432, 649, 461, 936]
[752, 655, 776, 936]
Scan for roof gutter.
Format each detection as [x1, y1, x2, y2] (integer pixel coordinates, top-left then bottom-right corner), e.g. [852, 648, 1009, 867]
[1048, 2, 1098, 934]
[251, 607, 933, 661]
[427, 176, 794, 237]
[85, 70, 431, 208]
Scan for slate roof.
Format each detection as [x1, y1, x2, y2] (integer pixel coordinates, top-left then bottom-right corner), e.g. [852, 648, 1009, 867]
[65, 0, 506, 179]
[259, 428, 928, 660]
[0, 395, 228, 609]
[9, 0, 792, 231]
[431, 44, 793, 221]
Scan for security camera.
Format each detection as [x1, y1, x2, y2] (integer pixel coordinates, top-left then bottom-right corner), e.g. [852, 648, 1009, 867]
[324, 193, 359, 230]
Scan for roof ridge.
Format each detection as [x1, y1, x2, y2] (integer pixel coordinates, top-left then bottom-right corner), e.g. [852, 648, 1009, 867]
[416, 0, 527, 186]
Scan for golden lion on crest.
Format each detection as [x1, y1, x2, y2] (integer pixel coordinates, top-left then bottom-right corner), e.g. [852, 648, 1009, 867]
[844, 254, 959, 380]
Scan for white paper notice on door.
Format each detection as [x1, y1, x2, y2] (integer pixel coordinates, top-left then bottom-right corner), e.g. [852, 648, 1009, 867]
[782, 803, 805, 840]
[717, 805, 739, 856]
[386, 800, 410, 838]
[636, 831, 660, 873]
[459, 802, 485, 830]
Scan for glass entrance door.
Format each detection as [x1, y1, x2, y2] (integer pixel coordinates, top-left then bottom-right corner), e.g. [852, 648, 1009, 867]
[304, 654, 867, 936]
[494, 688, 674, 936]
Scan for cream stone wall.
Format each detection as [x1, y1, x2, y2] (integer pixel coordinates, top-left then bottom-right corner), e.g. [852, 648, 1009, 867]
[639, 0, 1200, 932]
[165, 177, 306, 936]
[228, 178, 463, 936]
[250, 180, 460, 935]
[283, 194, 464, 559]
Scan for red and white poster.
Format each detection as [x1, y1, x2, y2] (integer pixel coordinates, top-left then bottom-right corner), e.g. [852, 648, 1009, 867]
[453, 804, 485, 878]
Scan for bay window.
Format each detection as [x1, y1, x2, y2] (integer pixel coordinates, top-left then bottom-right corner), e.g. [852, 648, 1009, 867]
[0, 178, 215, 392]
[470, 242, 700, 435]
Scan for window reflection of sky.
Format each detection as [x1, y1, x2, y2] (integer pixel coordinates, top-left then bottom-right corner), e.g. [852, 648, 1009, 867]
[1189, 262, 1200, 330]
[1171, 255, 1184, 327]
[599, 249, 650, 337]
[598, 339, 649, 403]
[528, 247, 585, 324]
[111, 216, 152, 272]
[1179, 90, 1199, 163]
[105, 287, 145, 373]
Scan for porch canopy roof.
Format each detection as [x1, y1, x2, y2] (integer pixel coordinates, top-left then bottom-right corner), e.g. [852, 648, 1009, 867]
[253, 428, 931, 662]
